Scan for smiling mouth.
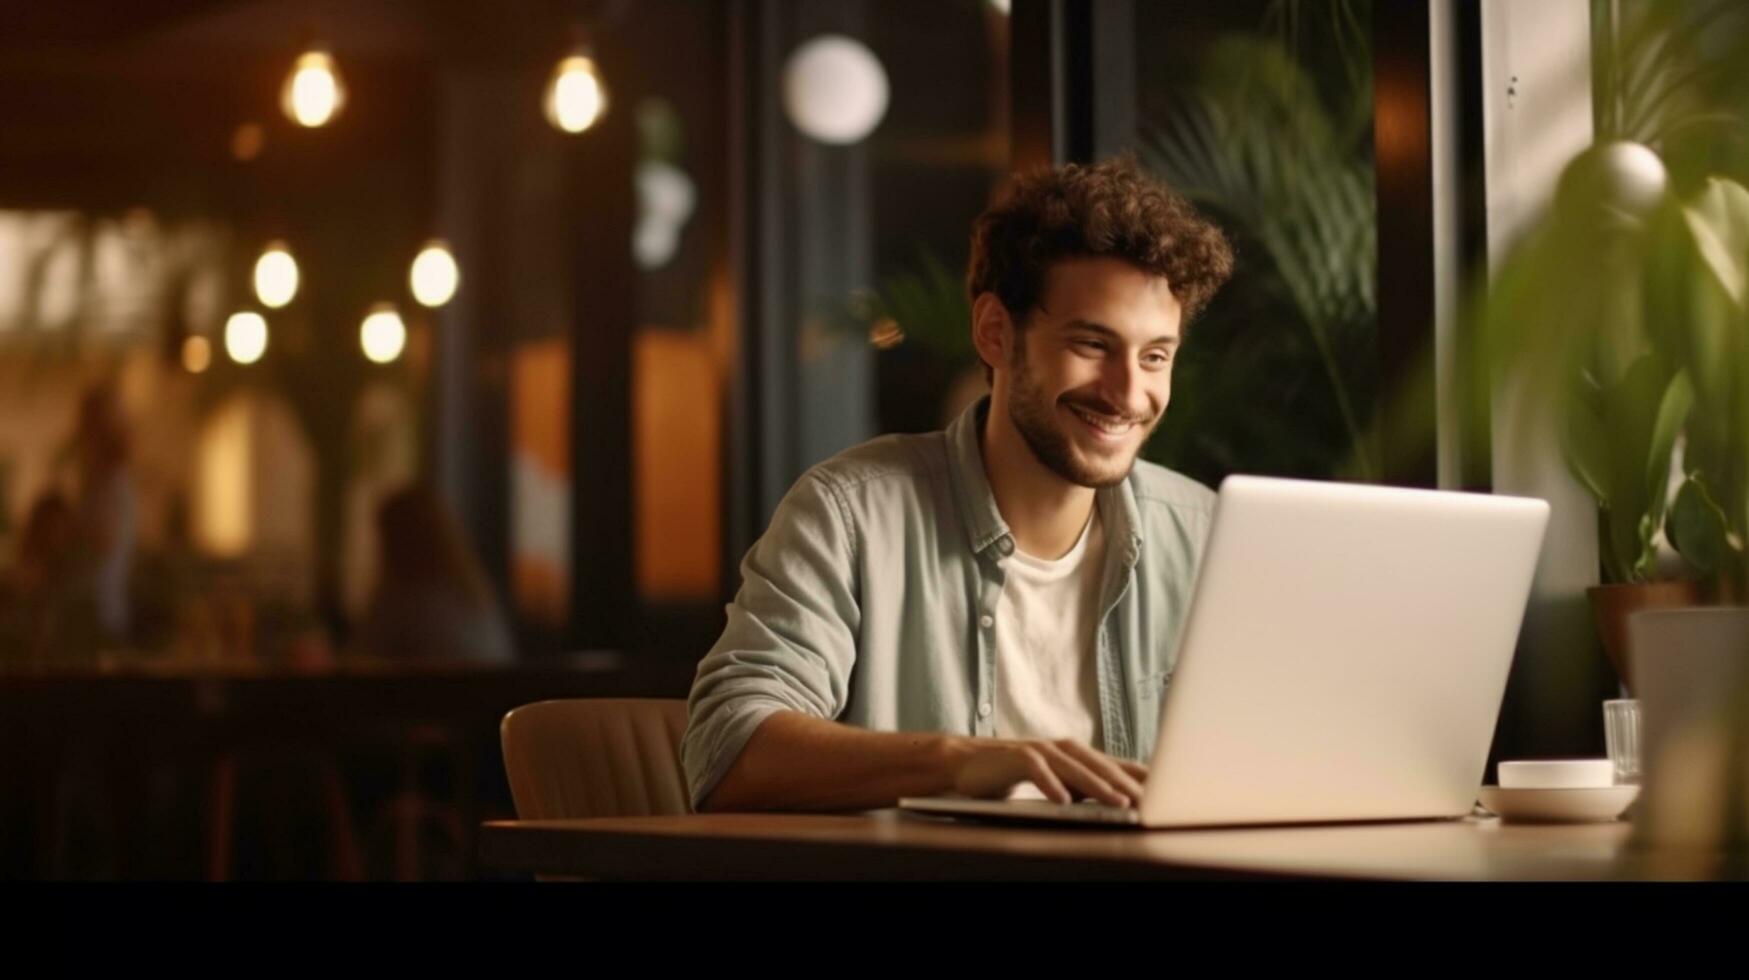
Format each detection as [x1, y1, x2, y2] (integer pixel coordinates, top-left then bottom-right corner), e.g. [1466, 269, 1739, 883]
[1066, 403, 1144, 439]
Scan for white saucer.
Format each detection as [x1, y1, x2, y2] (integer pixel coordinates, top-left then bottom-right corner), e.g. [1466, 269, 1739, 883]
[1476, 785, 1639, 824]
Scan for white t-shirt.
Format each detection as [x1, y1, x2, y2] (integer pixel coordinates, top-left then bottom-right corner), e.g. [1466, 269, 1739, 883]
[992, 509, 1105, 751]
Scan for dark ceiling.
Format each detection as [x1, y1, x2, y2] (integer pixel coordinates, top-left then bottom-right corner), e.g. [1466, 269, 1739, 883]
[0, 0, 603, 209]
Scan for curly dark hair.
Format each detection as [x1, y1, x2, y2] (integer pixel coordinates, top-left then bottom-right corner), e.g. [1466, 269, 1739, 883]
[967, 156, 1234, 331]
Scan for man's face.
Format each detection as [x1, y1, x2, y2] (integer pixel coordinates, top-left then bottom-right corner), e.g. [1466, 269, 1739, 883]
[998, 257, 1182, 488]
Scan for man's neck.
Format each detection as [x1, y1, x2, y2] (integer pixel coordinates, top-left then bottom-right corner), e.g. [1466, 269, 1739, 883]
[980, 402, 1097, 560]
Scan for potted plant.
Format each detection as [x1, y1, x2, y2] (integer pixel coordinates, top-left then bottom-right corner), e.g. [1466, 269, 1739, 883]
[1140, 9, 1380, 486]
[845, 249, 984, 432]
[1479, 140, 1725, 692]
[1661, 176, 1749, 605]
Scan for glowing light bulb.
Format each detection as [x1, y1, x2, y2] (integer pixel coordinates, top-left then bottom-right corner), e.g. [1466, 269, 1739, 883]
[409, 242, 460, 308]
[360, 303, 407, 364]
[225, 312, 268, 365]
[254, 243, 299, 308]
[281, 48, 347, 128]
[182, 335, 213, 374]
[544, 53, 609, 134]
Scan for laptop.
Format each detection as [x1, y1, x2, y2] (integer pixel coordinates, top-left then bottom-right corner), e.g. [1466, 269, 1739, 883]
[899, 474, 1550, 829]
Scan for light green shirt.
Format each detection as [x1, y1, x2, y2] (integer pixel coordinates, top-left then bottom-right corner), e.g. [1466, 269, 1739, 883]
[682, 397, 1217, 809]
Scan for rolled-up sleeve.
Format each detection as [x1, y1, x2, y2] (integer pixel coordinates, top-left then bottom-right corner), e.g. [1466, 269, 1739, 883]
[682, 469, 861, 810]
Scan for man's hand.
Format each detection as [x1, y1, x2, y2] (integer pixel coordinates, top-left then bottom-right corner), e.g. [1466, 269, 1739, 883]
[699, 712, 1150, 813]
[949, 738, 1148, 807]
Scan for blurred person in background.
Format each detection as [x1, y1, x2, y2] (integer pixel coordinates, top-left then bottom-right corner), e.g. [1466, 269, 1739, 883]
[352, 484, 514, 664]
[0, 492, 81, 663]
[66, 383, 137, 644]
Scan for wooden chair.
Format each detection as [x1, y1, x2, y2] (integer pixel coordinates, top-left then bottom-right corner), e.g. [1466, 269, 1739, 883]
[500, 699, 691, 821]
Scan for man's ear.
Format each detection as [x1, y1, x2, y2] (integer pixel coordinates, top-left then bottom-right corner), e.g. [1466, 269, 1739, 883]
[971, 292, 1016, 376]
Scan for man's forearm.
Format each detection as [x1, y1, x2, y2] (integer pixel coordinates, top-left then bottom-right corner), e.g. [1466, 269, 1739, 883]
[700, 710, 973, 812]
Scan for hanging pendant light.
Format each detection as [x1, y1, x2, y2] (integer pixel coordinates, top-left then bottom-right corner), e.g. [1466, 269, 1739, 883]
[253, 241, 299, 309]
[360, 303, 407, 364]
[544, 38, 609, 135]
[409, 241, 460, 308]
[282, 44, 347, 128]
[182, 335, 213, 374]
[225, 312, 269, 365]
[782, 34, 889, 145]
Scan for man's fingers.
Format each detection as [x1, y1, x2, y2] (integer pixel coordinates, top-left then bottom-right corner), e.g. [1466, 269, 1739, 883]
[955, 741, 1146, 808]
[1035, 743, 1130, 807]
[1019, 748, 1074, 804]
[1054, 740, 1147, 803]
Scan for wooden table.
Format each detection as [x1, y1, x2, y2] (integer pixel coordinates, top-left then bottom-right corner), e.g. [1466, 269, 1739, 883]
[475, 809, 1732, 881]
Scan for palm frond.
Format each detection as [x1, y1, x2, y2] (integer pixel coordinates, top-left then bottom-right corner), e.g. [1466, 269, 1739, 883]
[1141, 20, 1379, 479]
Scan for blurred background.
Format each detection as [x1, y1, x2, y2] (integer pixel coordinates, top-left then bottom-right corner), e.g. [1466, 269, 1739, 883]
[3, 0, 1747, 878]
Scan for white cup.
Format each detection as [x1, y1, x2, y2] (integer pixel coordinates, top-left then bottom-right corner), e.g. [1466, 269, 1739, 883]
[1497, 759, 1616, 789]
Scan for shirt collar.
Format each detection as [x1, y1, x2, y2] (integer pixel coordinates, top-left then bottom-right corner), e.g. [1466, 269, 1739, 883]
[945, 396, 1145, 567]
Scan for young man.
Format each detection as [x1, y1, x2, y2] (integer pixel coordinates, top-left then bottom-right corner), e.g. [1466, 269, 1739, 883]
[683, 157, 1234, 813]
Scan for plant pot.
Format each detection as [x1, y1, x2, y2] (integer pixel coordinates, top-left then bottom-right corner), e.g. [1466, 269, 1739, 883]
[1587, 580, 1705, 693]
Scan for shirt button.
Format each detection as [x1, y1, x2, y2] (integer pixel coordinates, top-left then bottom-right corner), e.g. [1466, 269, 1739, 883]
[978, 703, 992, 718]
[979, 614, 994, 629]
[997, 538, 1014, 556]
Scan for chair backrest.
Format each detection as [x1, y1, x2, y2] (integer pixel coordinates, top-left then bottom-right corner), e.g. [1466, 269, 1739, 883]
[500, 698, 692, 820]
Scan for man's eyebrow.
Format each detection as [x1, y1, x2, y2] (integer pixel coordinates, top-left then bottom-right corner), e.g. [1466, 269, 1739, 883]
[1062, 318, 1179, 348]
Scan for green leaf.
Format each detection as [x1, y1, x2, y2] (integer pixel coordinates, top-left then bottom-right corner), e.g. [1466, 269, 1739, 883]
[1669, 472, 1733, 575]
[1675, 261, 1737, 407]
[1137, 11, 1380, 483]
[1605, 355, 1679, 580]
[1643, 370, 1694, 531]
[1560, 368, 1612, 508]
[859, 249, 974, 365]
[1681, 177, 1749, 308]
